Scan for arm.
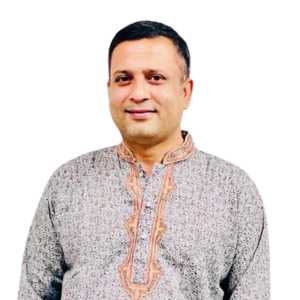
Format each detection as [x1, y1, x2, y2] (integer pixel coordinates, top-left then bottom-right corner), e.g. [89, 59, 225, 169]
[18, 169, 67, 300]
[221, 171, 271, 299]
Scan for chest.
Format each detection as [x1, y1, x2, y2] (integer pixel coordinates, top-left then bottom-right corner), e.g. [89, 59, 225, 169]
[52, 169, 238, 275]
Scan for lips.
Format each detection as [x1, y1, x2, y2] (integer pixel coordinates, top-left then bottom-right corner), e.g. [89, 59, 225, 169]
[125, 108, 157, 120]
[125, 109, 157, 113]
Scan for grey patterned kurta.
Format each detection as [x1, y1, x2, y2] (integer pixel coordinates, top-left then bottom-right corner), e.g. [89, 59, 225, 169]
[18, 130, 270, 299]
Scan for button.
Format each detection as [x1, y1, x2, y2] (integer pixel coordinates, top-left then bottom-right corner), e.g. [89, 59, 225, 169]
[144, 200, 155, 209]
[140, 231, 148, 240]
[137, 163, 145, 177]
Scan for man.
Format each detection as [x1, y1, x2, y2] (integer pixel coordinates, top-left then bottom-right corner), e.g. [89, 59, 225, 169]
[18, 20, 270, 299]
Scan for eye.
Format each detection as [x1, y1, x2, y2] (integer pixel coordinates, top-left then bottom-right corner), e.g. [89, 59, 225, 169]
[115, 75, 130, 83]
[149, 74, 165, 81]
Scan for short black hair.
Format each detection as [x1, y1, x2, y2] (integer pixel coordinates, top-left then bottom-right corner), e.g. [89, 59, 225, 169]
[108, 20, 191, 81]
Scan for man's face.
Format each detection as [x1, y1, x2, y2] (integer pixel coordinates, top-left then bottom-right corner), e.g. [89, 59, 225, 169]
[107, 36, 193, 145]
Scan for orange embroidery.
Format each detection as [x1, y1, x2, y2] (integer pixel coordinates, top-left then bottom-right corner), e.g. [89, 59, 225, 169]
[116, 130, 196, 299]
[116, 131, 195, 165]
[118, 164, 175, 300]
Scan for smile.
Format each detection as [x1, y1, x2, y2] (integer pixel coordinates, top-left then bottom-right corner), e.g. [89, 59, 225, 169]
[125, 110, 157, 120]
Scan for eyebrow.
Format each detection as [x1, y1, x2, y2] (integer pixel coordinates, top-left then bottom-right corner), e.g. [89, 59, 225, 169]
[112, 69, 166, 77]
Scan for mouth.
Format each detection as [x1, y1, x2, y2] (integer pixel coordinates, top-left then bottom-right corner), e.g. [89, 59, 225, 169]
[125, 109, 157, 113]
[124, 108, 158, 120]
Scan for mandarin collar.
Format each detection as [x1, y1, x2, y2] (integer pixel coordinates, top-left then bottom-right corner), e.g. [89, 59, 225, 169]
[116, 130, 196, 165]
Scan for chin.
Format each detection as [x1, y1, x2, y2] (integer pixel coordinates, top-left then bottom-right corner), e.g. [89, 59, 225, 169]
[123, 127, 160, 142]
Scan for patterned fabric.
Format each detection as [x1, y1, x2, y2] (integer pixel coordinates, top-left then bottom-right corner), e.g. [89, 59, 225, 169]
[17, 130, 270, 299]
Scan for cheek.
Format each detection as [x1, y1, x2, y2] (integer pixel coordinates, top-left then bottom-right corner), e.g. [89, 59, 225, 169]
[156, 89, 182, 112]
[159, 81, 181, 98]
[151, 86, 175, 107]
[109, 87, 130, 104]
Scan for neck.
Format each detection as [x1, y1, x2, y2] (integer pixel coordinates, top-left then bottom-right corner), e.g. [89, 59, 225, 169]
[122, 129, 184, 167]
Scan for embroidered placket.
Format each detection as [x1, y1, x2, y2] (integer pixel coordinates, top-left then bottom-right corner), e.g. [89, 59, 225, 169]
[117, 162, 175, 300]
[116, 131, 196, 299]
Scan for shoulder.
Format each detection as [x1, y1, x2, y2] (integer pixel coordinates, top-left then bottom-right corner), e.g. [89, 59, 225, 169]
[45, 145, 117, 189]
[193, 149, 264, 213]
[193, 148, 259, 191]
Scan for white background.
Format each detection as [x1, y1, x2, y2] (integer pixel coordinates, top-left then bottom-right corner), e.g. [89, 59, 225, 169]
[1, 0, 299, 298]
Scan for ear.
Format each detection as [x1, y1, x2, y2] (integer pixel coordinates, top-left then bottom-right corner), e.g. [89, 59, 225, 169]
[182, 78, 193, 109]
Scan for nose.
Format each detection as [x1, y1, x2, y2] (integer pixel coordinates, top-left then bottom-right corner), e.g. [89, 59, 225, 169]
[129, 78, 150, 103]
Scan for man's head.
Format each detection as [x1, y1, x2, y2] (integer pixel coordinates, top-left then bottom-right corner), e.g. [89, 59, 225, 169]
[107, 20, 193, 146]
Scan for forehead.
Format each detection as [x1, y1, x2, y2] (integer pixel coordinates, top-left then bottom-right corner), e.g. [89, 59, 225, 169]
[110, 36, 184, 76]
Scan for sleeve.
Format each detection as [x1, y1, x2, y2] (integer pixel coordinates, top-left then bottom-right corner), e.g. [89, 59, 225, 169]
[221, 171, 271, 300]
[17, 169, 68, 300]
